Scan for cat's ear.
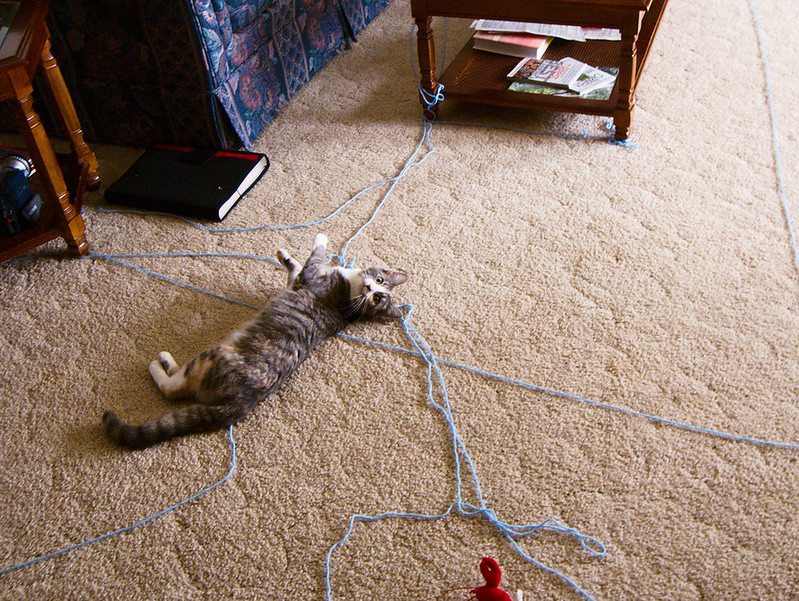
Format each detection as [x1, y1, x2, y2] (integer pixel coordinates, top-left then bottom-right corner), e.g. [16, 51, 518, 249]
[386, 271, 408, 286]
[385, 304, 403, 319]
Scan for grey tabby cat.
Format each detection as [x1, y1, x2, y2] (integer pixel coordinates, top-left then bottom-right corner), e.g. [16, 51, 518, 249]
[103, 234, 407, 448]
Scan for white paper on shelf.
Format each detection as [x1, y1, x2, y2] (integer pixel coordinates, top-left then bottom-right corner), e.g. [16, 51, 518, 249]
[471, 19, 586, 42]
[582, 27, 622, 41]
[568, 65, 617, 94]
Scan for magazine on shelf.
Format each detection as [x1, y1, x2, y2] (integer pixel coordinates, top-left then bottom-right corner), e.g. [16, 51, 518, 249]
[506, 58, 544, 82]
[472, 31, 553, 59]
[509, 67, 618, 101]
[507, 57, 586, 89]
[508, 82, 577, 98]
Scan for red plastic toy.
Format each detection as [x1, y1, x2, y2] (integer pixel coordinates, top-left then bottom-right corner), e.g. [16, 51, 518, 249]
[470, 557, 513, 601]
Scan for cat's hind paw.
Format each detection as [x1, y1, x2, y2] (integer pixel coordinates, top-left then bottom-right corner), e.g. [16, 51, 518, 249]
[150, 352, 179, 387]
[149, 359, 167, 387]
[158, 351, 180, 375]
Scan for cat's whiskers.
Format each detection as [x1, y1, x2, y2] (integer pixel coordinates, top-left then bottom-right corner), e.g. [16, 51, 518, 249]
[345, 294, 370, 319]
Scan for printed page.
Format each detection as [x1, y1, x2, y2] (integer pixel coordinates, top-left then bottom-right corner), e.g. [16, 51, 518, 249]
[471, 19, 586, 42]
[582, 28, 622, 41]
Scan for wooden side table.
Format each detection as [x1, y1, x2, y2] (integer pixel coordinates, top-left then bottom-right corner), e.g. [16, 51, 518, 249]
[411, 0, 668, 141]
[0, 0, 100, 262]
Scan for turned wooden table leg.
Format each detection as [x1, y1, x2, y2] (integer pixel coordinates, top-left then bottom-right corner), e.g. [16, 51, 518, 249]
[11, 73, 88, 257]
[415, 17, 440, 120]
[41, 26, 100, 191]
[613, 12, 643, 141]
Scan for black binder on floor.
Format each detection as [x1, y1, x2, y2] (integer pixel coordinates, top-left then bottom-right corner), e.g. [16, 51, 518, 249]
[104, 145, 269, 221]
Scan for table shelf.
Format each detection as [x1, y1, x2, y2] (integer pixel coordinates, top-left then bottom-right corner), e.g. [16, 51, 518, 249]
[0, 152, 88, 261]
[439, 38, 620, 117]
[412, 0, 669, 140]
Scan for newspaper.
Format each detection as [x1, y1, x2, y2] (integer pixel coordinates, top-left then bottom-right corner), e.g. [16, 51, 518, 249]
[583, 28, 622, 41]
[471, 19, 586, 42]
[471, 20, 622, 43]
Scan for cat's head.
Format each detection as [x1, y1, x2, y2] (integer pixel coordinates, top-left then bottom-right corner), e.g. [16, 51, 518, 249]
[349, 267, 407, 319]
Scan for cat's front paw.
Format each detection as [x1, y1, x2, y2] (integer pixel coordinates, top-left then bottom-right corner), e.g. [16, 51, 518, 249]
[277, 249, 292, 268]
[314, 233, 329, 249]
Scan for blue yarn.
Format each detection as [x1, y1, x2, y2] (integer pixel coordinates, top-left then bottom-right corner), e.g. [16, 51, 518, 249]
[77, 251, 799, 600]
[98, 164, 419, 236]
[325, 506, 603, 601]
[75, 252, 799, 452]
[337, 332, 799, 452]
[88, 252, 271, 311]
[97, 117, 435, 240]
[0, 426, 236, 576]
[325, 303, 607, 601]
[99, 107, 432, 271]
[748, 0, 799, 276]
[337, 116, 436, 266]
[5, 5, 798, 598]
[419, 82, 446, 114]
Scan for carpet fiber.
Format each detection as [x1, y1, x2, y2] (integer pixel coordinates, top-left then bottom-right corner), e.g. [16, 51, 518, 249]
[2, 0, 799, 599]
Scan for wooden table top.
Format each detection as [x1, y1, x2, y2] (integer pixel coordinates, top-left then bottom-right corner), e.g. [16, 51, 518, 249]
[412, 0, 654, 22]
[0, 0, 49, 102]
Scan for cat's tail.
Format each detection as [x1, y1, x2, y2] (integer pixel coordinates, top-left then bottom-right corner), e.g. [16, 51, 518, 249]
[102, 403, 247, 449]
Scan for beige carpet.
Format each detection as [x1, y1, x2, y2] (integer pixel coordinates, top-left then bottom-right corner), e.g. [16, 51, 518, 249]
[2, 0, 799, 599]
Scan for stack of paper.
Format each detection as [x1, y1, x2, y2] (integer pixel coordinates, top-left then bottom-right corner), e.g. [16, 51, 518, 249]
[471, 20, 621, 42]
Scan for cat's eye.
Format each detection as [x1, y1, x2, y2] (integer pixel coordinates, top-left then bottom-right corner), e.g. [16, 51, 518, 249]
[372, 293, 383, 304]
[375, 275, 384, 284]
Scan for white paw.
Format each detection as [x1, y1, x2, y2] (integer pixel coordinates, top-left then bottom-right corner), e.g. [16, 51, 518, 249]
[149, 359, 167, 384]
[314, 233, 329, 249]
[158, 351, 179, 375]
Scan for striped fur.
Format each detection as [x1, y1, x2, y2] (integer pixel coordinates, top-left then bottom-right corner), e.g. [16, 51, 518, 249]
[103, 235, 407, 448]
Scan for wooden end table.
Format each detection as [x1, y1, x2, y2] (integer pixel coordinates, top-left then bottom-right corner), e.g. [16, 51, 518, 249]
[1, 0, 101, 262]
[411, 0, 668, 141]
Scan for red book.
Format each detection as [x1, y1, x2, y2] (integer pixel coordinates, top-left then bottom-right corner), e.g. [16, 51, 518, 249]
[472, 31, 553, 59]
